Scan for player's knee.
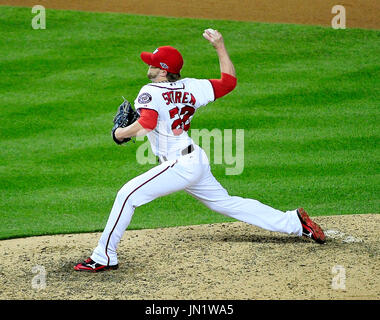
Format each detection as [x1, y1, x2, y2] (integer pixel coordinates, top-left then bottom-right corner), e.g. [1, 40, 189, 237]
[116, 187, 127, 199]
[116, 183, 134, 203]
[206, 201, 227, 214]
[115, 188, 141, 209]
[205, 196, 237, 215]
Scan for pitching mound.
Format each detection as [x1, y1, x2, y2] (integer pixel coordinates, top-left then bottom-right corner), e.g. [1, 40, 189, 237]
[0, 214, 379, 300]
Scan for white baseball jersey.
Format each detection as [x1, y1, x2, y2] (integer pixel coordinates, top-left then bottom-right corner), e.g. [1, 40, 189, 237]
[134, 78, 214, 159]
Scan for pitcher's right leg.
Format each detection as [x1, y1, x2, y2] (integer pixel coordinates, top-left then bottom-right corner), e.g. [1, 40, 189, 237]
[185, 167, 303, 236]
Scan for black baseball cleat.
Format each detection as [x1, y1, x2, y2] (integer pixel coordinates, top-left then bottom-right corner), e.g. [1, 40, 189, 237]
[74, 258, 118, 272]
[297, 208, 326, 244]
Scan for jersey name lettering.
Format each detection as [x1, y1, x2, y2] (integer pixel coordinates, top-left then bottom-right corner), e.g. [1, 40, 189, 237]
[162, 91, 196, 106]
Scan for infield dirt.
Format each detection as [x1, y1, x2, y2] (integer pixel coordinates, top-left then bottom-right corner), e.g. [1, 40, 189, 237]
[0, 214, 379, 299]
[2, 0, 379, 29]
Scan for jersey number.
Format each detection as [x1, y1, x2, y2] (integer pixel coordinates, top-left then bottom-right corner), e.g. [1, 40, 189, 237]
[169, 106, 195, 136]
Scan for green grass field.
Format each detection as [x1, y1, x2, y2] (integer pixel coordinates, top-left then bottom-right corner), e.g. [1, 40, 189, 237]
[0, 6, 379, 239]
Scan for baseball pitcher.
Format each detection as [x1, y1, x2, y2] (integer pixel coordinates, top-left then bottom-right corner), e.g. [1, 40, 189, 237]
[74, 29, 325, 272]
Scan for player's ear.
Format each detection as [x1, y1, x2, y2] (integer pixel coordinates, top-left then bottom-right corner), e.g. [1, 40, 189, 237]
[160, 69, 168, 78]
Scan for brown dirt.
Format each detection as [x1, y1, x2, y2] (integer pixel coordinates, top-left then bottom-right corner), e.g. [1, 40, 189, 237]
[0, 214, 379, 300]
[1, 0, 379, 29]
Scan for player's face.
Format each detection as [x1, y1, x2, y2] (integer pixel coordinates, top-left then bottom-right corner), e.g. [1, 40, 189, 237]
[147, 66, 161, 81]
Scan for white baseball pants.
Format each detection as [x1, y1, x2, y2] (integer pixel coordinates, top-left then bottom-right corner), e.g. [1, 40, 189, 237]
[91, 145, 302, 266]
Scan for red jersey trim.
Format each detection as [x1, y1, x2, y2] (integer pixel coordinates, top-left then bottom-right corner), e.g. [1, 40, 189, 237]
[137, 108, 158, 130]
[209, 73, 237, 99]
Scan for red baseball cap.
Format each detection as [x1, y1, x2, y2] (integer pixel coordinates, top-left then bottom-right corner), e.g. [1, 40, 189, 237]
[140, 46, 183, 74]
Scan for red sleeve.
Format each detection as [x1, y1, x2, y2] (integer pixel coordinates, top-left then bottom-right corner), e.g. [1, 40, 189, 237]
[209, 73, 237, 99]
[137, 108, 158, 130]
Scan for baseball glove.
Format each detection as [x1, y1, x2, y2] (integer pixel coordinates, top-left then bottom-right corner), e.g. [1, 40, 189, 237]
[111, 97, 139, 145]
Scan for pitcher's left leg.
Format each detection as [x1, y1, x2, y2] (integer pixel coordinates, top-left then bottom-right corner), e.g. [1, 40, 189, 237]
[90, 160, 191, 267]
